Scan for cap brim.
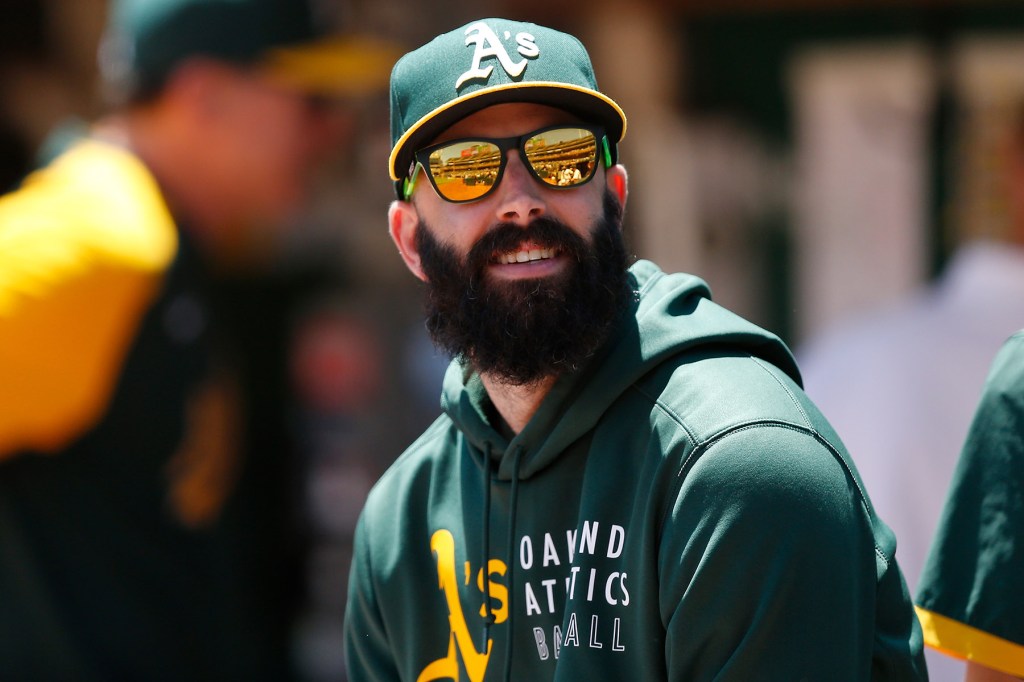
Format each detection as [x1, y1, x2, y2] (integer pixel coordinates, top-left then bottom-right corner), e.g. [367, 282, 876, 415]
[259, 35, 403, 97]
[388, 81, 627, 181]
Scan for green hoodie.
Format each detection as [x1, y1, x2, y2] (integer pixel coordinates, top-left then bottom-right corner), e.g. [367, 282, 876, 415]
[345, 260, 927, 681]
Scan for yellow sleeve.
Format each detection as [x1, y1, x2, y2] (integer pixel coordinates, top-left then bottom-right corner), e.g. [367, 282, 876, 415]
[916, 607, 1024, 677]
[0, 141, 178, 456]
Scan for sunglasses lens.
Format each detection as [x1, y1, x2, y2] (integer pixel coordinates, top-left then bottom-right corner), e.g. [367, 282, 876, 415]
[525, 127, 599, 188]
[427, 140, 503, 202]
[417, 127, 602, 203]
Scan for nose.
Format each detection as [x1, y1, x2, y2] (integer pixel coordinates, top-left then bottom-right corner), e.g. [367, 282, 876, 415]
[494, 150, 546, 225]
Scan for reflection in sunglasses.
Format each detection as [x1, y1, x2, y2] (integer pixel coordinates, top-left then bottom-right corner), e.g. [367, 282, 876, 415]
[413, 126, 604, 203]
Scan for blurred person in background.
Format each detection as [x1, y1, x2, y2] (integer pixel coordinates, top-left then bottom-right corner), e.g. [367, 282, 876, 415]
[0, 0, 393, 678]
[797, 107, 1024, 681]
[916, 330, 1024, 681]
[344, 17, 926, 681]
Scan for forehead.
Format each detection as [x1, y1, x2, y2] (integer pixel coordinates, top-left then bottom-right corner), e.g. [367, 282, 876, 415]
[430, 102, 587, 144]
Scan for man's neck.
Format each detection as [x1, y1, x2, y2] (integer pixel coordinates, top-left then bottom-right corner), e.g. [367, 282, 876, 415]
[479, 373, 558, 436]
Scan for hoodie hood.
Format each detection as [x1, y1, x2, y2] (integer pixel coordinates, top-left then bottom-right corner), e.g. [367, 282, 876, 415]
[440, 259, 801, 481]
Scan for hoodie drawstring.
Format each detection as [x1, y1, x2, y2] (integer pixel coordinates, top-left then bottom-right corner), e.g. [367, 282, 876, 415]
[481, 442, 495, 653]
[480, 443, 524, 681]
[501, 445, 524, 682]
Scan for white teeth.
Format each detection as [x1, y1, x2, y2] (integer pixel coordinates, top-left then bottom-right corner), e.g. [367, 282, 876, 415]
[499, 247, 555, 264]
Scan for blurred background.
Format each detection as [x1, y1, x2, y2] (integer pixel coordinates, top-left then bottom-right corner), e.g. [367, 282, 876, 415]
[3, 0, 1023, 679]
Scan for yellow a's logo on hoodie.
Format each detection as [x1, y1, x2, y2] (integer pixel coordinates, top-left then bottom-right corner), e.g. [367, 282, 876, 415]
[418, 529, 508, 682]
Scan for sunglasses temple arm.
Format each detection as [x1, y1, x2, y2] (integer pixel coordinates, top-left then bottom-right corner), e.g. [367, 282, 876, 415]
[400, 162, 422, 201]
[603, 137, 614, 167]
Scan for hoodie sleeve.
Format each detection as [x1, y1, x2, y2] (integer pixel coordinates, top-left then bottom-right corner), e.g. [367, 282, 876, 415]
[915, 332, 1024, 676]
[658, 424, 926, 680]
[344, 512, 403, 682]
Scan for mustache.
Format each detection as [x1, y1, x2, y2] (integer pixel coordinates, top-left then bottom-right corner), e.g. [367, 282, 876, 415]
[466, 217, 588, 269]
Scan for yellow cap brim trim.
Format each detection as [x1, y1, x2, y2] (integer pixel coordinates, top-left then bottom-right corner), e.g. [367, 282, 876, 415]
[259, 35, 403, 97]
[388, 81, 628, 181]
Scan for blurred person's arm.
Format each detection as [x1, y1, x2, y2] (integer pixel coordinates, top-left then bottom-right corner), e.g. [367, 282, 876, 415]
[0, 141, 176, 457]
[917, 332, 1024, 681]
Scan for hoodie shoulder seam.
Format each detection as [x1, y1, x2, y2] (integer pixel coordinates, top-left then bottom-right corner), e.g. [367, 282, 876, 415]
[630, 353, 806, 449]
[744, 356, 874, 515]
[628, 382, 698, 449]
[749, 355, 813, 430]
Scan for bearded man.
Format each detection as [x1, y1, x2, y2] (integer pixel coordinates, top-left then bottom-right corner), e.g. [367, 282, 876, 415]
[344, 17, 927, 681]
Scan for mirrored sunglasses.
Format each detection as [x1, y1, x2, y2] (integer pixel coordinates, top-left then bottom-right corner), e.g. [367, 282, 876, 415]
[403, 125, 610, 203]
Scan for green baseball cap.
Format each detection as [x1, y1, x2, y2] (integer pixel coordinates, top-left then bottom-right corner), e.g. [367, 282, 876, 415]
[388, 18, 627, 182]
[102, 0, 400, 99]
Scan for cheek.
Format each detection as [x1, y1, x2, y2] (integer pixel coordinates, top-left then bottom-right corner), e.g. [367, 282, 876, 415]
[553, 187, 604, 231]
[418, 205, 490, 256]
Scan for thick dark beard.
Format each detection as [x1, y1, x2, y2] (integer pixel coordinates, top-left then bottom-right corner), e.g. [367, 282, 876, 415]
[415, 190, 632, 386]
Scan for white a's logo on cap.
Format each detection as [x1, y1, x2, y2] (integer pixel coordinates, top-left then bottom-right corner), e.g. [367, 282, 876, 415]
[456, 21, 539, 90]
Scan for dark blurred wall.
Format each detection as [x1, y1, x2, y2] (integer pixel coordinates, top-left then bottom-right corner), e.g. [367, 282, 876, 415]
[0, 0, 46, 189]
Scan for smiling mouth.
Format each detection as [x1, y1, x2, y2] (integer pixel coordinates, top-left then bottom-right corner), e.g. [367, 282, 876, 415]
[494, 246, 559, 265]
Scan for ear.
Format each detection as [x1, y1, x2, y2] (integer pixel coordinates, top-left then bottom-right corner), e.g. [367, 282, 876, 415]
[388, 200, 428, 281]
[605, 163, 628, 210]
